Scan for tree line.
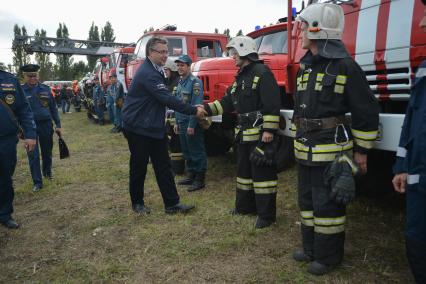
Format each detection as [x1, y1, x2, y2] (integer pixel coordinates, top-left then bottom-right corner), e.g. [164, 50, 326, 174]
[0, 21, 116, 82]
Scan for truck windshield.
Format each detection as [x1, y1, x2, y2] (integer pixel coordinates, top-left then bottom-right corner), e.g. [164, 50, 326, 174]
[255, 30, 288, 55]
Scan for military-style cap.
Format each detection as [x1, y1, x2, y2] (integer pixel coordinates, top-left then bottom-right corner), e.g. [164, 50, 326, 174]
[175, 54, 193, 65]
[20, 64, 40, 73]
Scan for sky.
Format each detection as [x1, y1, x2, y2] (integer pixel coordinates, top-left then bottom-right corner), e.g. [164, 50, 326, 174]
[0, 0, 303, 67]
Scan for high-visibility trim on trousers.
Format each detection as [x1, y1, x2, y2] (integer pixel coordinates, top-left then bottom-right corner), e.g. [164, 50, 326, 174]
[237, 177, 253, 191]
[301, 210, 314, 226]
[253, 180, 277, 194]
[314, 216, 346, 234]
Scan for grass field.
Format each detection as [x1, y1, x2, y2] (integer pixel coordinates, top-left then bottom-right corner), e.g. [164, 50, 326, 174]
[0, 111, 414, 283]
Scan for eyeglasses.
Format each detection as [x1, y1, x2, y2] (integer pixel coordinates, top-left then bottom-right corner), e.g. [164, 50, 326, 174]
[151, 49, 169, 55]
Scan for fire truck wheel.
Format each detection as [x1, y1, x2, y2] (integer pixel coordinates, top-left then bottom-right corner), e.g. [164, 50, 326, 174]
[276, 134, 295, 173]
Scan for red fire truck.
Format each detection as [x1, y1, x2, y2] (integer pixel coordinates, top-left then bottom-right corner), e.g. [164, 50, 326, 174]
[193, 0, 426, 177]
[124, 26, 228, 89]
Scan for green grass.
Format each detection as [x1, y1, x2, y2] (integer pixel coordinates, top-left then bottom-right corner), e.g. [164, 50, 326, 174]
[0, 110, 413, 283]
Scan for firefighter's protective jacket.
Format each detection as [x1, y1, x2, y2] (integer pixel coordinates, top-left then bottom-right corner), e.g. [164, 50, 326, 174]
[393, 60, 426, 190]
[293, 51, 379, 165]
[206, 61, 280, 143]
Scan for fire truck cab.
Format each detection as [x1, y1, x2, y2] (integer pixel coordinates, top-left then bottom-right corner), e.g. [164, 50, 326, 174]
[193, 0, 426, 174]
[125, 27, 228, 89]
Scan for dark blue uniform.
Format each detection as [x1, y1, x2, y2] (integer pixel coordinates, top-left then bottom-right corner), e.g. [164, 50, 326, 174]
[175, 74, 207, 175]
[93, 83, 105, 124]
[0, 70, 36, 223]
[393, 60, 426, 283]
[122, 58, 197, 208]
[22, 82, 61, 186]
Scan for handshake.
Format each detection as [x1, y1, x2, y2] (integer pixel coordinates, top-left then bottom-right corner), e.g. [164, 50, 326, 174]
[195, 104, 208, 119]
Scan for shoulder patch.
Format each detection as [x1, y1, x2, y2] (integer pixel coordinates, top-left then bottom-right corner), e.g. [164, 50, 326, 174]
[5, 94, 15, 105]
[193, 82, 201, 96]
[156, 83, 167, 90]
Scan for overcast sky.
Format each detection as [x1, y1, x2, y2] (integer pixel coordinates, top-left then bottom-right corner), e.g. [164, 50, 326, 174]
[0, 0, 304, 66]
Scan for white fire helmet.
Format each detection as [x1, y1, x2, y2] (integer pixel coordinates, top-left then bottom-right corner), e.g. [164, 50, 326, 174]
[297, 3, 344, 40]
[164, 58, 177, 72]
[226, 36, 257, 57]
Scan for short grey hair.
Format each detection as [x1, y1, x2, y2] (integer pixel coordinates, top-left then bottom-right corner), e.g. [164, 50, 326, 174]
[146, 36, 168, 57]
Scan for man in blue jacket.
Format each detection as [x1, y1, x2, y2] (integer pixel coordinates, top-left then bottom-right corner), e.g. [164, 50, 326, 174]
[174, 55, 207, 192]
[0, 69, 37, 229]
[122, 36, 206, 214]
[92, 76, 105, 125]
[392, 2, 426, 282]
[21, 64, 62, 192]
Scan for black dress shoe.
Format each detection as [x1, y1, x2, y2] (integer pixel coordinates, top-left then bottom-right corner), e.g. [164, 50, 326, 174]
[1, 219, 20, 229]
[44, 174, 53, 180]
[254, 217, 275, 229]
[307, 261, 337, 276]
[32, 184, 42, 192]
[293, 250, 313, 262]
[165, 203, 195, 214]
[132, 204, 151, 214]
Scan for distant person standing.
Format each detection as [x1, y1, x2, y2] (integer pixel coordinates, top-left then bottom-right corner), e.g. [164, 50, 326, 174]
[107, 71, 124, 133]
[92, 76, 105, 125]
[0, 69, 37, 229]
[174, 55, 207, 192]
[21, 64, 62, 192]
[59, 84, 70, 114]
[122, 36, 206, 214]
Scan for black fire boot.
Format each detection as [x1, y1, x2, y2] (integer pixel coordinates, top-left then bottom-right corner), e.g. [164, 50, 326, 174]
[178, 171, 195, 185]
[187, 172, 205, 192]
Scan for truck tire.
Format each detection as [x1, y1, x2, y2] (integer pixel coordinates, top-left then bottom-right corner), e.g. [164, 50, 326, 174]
[276, 134, 295, 173]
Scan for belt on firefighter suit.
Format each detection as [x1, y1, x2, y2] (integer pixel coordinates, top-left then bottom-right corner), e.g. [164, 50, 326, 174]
[236, 111, 263, 143]
[293, 116, 350, 132]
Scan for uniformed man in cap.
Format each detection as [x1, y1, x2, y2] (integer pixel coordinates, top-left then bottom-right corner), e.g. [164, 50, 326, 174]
[174, 55, 207, 192]
[21, 64, 62, 192]
[0, 68, 37, 228]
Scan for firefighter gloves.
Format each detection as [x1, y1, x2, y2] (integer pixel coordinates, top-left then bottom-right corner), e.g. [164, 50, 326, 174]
[250, 141, 276, 167]
[324, 154, 357, 205]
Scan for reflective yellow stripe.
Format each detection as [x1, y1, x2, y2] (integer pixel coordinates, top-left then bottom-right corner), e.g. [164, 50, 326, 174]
[315, 82, 323, 91]
[237, 177, 253, 191]
[297, 84, 307, 91]
[336, 75, 347, 85]
[302, 73, 310, 81]
[263, 122, 279, 129]
[297, 76, 302, 85]
[312, 152, 344, 162]
[302, 219, 314, 226]
[315, 225, 345, 234]
[294, 141, 309, 152]
[311, 141, 353, 153]
[237, 184, 253, 190]
[315, 216, 346, 226]
[255, 147, 264, 155]
[208, 100, 223, 116]
[254, 180, 278, 188]
[237, 177, 253, 185]
[354, 137, 375, 149]
[252, 76, 260, 90]
[301, 211, 313, 219]
[242, 128, 260, 142]
[254, 187, 277, 194]
[316, 73, 324, 81]
[295, 150, 308, 160]
[338, 154, 358, 174]
[170, 153, 183, 160]
[263, 115, 280, 122]
[351, 129, 378, 140]
[243, 128, 260, 135]
[334, 84, 345, 94]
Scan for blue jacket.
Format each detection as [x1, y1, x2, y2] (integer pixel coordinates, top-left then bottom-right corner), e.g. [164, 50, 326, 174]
[92, 84, 105, 104]
[175, 73, 204, 128]
[393, 60, 426, 188]
[122, 59, 197, 139]
[22, 82, 61, 128]
[0, 70, 36, 139]
[106, 81, 124, 103]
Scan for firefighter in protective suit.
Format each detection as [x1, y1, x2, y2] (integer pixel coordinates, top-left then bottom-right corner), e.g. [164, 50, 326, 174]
[204, 36, 281, 229]
[292, 3, 379, 275]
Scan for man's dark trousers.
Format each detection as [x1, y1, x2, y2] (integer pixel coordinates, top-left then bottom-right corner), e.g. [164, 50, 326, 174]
[0, 136, 18, 222]
[124, 130, 180, 208]
[28, 120, 53, 185]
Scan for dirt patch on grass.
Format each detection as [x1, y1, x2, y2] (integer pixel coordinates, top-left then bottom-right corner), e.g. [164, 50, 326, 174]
[0, 112, 413, 283]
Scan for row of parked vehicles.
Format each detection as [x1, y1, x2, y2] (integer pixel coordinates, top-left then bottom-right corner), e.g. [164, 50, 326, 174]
[85, 0, 426, 187]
